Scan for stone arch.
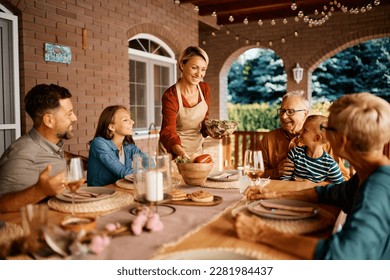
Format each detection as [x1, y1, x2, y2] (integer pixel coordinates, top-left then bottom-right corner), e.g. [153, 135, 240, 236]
[126, 23, 182, 61]
[307, 27, 390, 72]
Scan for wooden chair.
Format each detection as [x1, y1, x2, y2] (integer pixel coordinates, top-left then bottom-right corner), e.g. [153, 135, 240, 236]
[222, 130, 268, 170]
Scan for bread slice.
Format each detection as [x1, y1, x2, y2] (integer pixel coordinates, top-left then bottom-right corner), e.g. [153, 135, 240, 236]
[170, 189, 188, 201]
[188, 190, 214, 203]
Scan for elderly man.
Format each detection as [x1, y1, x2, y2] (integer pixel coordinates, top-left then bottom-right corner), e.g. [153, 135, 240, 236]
[239, 92, 390, 259]
[0, 84, 77, 212]
[259, 91, 349, 180]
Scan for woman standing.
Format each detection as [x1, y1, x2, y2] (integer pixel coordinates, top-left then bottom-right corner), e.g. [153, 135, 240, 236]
[87, 105, 144, 186]
[159, 46, 211, 160]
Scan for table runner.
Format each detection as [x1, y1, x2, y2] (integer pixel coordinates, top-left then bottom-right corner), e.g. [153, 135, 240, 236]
[77, 186, 243, 260]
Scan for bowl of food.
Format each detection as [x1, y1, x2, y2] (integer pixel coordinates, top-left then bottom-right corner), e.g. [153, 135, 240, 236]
[176, 154, 213, 186]
[205, 119, 237, 139]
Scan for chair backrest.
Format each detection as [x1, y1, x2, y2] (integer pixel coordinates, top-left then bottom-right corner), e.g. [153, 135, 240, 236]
[222, 131, 267, 170]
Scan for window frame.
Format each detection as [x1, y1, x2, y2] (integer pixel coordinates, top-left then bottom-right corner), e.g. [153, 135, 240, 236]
[128, 34, 176, 138]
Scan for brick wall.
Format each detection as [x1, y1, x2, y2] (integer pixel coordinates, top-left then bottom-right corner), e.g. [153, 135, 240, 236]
[200, 5, 390, 119]
[2, 0, 389, 169]
[3, 0, 198, 158]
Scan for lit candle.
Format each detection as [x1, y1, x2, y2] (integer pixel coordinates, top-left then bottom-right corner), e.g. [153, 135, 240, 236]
[146, 171, 163, 201]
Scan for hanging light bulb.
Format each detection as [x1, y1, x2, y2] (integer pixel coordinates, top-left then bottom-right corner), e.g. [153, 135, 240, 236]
[235, 35, 239, 40]
[304, 16, 309, 22]
[194, 6, 199, 13]
[283, 18, 288, 24]
[271, 19, 276, 25]
[258, 19, 263, 26]
[211, 11, 217, 17]
[314, 9, 319, 15]
[374, 0, 380, 6]
[367, 4, 372, 11]
[202, 40, 206, 45]
[281, 37, 286, 43]
[268, 41, 273, 47]
[226, 29, 230, 35]
[229, 15, 234, 22]
[243, 17, 249, 25]
[256, 41, 260, 47]
[211, 32, 216, 37]
[298, 11, 304, 18]
[295, 16, 299, 22]
[294, 31, 299, 37]
[174, 0, 180, 5]
[291, 1, 297, 11]
[245, 39, 250, 44]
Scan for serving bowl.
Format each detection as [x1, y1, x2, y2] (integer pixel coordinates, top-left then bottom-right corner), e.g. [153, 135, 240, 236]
[176, 162, 213, 186]
[205, 119, 237, 139]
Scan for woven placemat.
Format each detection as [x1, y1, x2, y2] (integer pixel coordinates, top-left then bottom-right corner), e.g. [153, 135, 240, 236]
[240, 206, 335, 234]
[0, 222, 25, 246]
[115, 179, 134, 190]
[201, 180, 239, 189]
[48, 190, 133, 215]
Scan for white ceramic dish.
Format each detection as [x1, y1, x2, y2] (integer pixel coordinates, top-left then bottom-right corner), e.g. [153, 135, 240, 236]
[56, 187, 115, 203]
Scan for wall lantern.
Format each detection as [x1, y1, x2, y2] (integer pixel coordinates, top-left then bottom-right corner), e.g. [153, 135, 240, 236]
[292, 63, 304, 84]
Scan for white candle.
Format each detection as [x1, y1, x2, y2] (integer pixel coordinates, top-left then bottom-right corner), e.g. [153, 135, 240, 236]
[146, 171, 163, 201]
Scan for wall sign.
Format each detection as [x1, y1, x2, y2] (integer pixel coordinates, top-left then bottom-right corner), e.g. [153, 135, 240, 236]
[44, 43, 71, 64]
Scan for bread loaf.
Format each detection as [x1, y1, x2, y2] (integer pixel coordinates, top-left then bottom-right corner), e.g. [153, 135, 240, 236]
[193, 154, 213, 163]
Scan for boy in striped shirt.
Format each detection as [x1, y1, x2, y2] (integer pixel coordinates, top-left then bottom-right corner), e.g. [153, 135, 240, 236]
[281, 115, 344, 183]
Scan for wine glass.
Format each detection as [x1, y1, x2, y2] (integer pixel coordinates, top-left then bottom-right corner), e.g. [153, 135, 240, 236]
[64, 157, 85, 215]
[243, 150, 265, 188]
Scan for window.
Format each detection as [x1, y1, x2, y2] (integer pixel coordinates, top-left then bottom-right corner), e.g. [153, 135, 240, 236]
[0, 5, 20, 155]
[128, 34, 176, 134]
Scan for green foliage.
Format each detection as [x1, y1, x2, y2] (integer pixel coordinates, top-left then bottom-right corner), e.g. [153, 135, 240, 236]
[228, 38, 390, 104]
[312, 38, 390, 102]
[228, 49, 287, 104]
[228, 102, 280, 131]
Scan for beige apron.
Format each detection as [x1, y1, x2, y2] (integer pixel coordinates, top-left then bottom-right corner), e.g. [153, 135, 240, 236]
[175, 84, 208, 157]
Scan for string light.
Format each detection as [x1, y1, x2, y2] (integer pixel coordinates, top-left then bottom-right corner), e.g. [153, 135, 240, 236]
[173, 1, 382, 47]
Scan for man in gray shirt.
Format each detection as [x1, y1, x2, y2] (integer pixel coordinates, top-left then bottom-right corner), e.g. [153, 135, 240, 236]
[0, 84, 78, 212]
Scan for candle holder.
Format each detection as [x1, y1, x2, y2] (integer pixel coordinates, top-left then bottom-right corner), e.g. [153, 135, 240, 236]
[132, 123, 174, 215]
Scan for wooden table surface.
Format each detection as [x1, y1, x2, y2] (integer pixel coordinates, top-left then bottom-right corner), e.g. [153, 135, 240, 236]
[0, 179, 339, 260]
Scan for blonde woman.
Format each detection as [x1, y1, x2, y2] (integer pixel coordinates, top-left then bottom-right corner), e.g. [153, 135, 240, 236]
[159, 46, 211, 160]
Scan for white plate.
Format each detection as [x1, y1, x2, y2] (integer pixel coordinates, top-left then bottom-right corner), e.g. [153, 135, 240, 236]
[247, 199, 319, 220]
[154, 248, 257, 260]
[56, 187, 115, 203]
[208, 170, 238, 182]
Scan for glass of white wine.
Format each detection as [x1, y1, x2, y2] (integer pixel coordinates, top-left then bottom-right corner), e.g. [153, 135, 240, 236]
[64, 157, 85, 215]
[243, 150, 265, 187]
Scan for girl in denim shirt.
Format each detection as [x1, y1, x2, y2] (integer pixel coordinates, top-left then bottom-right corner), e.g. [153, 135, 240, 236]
[87, 105, 144, 186]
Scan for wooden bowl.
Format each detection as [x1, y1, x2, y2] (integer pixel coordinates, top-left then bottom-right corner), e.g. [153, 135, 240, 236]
[176, 162, 213, 186]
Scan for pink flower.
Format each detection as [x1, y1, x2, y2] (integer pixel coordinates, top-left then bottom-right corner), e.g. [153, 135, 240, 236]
[89, 234, 110, 255]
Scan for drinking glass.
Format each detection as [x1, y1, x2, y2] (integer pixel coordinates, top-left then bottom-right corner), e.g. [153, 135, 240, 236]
[64, 157, 85, 215]
[243, 150, 265, 187]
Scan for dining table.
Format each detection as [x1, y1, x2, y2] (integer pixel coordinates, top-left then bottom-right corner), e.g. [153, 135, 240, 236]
[0, 178, 340, 260]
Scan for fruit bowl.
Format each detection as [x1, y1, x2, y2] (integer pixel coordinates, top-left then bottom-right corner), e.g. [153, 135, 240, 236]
[176, 162, 213, 186]
[205, 119, 237, 139]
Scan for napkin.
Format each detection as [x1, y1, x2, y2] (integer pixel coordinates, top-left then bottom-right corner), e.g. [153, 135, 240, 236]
[61, 190, 109, 200]
[260, 201, 315, 213]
